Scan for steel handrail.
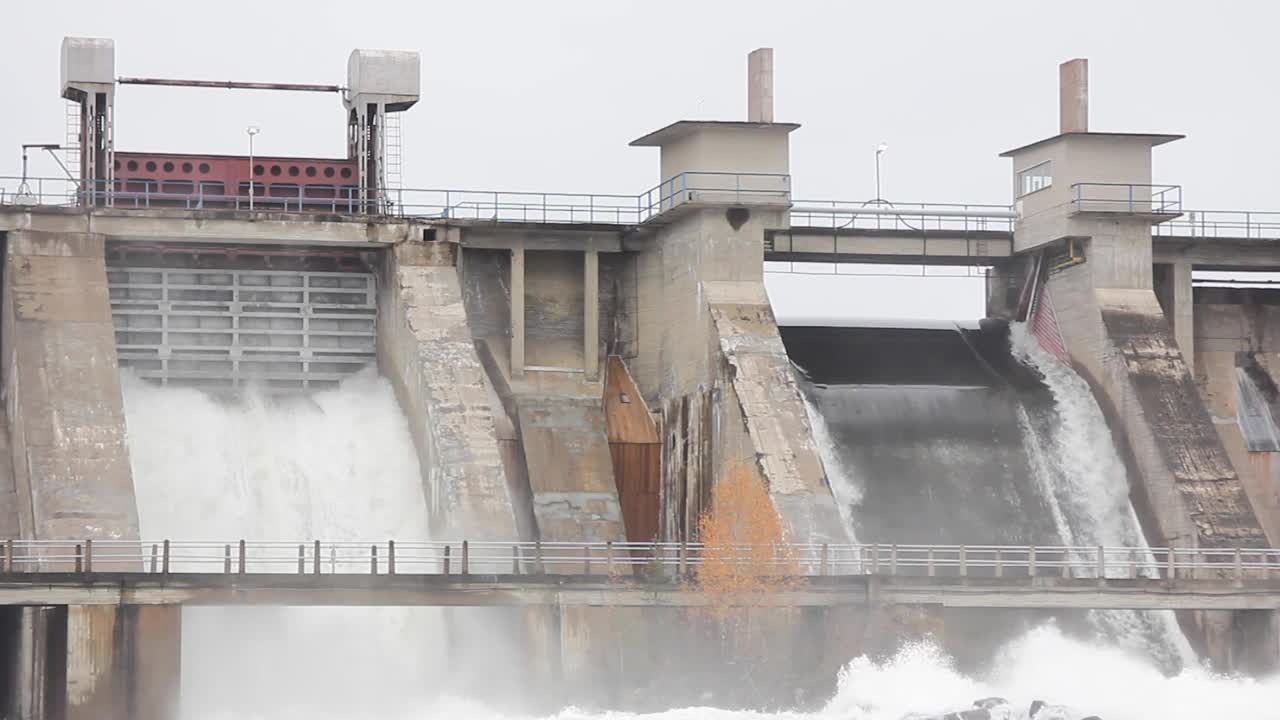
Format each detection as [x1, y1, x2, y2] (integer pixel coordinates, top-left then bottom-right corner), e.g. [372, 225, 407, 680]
[0, 172, 794, 226]
[1070, 182, 1183, 215]
[2, 540, 1277, 579]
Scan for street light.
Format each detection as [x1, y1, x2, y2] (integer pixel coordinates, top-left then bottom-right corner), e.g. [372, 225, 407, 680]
[15, 144, 67, 204]
[246, 126, 261, 210]
[874, 143, 888, 203]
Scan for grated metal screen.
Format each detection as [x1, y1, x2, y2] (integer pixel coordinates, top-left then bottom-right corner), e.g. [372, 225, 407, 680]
[108, 264, 377, 390]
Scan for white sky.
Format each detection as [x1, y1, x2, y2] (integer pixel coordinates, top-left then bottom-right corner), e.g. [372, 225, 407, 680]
[3, 0, 1277, 322]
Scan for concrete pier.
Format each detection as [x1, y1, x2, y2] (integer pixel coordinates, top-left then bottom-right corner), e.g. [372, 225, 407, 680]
[378, 241, 518, 541]
[2, 231, 138, 544]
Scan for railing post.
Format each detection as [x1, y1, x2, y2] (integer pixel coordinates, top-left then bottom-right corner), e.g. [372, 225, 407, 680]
[583, 544, 591, 575]
[513, 545, 521, 575]
[995, 548, 1003, 578]
[605, 541, 613, 575]
[819, 544, 829, 576]
[959, 545, 967, 578]
[74, 544, 83, 573]
[238, 539, 246, 574]
[678, 541, 687, 577]
[871, 543, 880, 575]
[224, 544, 231, 574]
[314, 540, 322, 575]
[1028, 545, 1036, 578]
[462, 541, 470, 575]
[1234, 547, 1243, 587]
[2, 539, 10, 573]
[890, 544, 898, 576]
[150, 543, 159, 574]
[84, 539, 92, 573]
[1097, 545, 1106, 585]
[370, 544, 378, 574]
[297, 545, 305, 574]
[441, 545, 452, 574]
[1166, 546, 1176, 582]
[162, 540, 170, 575]
[388, 541, 395, 575]
[534, 540, 544, 574]
[927, 548, 935, 577]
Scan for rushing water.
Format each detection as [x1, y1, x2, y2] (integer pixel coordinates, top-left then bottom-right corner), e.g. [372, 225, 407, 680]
[1007, 324, 1195, 668]
[792, 322, 1193, 670]
[116, 354, 1278, 719]
[122, 370, 442, 719]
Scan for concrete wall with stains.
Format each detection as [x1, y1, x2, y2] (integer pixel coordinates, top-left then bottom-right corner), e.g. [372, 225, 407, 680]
[0, 230, 185, 720]
[2, 231, 139, 545]
[1045, 225, 1266, 551]
[1190, 291, 1280, 544]
[631, 207, 848, 544]
[377, 240, 517, 541]
[1040, 217, 1272, 669]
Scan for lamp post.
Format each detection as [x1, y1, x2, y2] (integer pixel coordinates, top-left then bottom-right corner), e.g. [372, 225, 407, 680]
[874, 143, 888, 203]
[246, 126, 260, 210]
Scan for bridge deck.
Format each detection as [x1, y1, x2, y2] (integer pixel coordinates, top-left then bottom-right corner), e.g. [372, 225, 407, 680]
[2, 573, 1279, 610]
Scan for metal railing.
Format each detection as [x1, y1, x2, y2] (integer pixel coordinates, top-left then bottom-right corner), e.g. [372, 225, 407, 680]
[1154, 209, 1280, 241]
[1071, 182, 1182, 216]
[787, 200, 1016, 233]
[0, 172, 792, 225]
[1, 540, 1278, 582]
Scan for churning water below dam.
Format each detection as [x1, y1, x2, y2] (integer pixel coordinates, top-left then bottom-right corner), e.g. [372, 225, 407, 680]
[116, 362, 1280, 720]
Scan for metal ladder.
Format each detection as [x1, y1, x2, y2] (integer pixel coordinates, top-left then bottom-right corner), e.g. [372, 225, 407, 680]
[384, 112, 403, 193]
[64, 101, 81, 180]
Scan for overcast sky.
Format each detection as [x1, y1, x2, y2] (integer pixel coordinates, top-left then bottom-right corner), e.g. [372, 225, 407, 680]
[3, 1, 1277, 321]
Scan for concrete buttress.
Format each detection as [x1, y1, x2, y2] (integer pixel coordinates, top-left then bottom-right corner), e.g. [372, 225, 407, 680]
[378, 241, 518, 540]
[1, 230, 180, 719]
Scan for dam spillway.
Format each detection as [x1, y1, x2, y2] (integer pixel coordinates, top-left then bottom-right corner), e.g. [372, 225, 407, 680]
[2, 34, 1280, 720]
[122, 372, 440, 718]
[787, 321, 1193, 669]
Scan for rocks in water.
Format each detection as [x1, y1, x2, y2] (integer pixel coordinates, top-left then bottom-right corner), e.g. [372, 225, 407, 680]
[902, 696, 1104, 720]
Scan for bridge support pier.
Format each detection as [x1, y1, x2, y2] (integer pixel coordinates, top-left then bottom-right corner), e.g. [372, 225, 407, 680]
[63, 605, 182, 720]
[4, 605, 182, 720]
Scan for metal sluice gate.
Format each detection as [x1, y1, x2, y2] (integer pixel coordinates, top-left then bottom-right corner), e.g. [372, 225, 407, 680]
[107, 245, 378, 390]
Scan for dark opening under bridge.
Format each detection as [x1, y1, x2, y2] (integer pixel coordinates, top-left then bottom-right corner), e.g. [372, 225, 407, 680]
[2, 540, 1279, 611]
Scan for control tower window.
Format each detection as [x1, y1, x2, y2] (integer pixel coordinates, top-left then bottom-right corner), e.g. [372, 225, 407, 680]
[1017, 160, 1052, 197]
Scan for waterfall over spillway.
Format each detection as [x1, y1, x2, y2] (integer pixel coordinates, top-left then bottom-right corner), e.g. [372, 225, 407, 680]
[788, 321, 1194, 670]
[1007, 324, 1196, 668]
[122, 370, 441, 719]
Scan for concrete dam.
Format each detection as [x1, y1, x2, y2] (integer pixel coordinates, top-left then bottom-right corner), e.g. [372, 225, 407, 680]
[0, 38, 1278, 720]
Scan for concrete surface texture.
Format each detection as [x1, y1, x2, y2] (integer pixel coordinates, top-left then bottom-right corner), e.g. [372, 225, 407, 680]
[1191, 292, 1280, 544]
[2, 231, 139, 544]
[515, 397, 625, 545]
[631, 207, 848, 544]
[1098, 288, 1266, 549]
[1047, 257, 1265, 552]
[378, 241, 517, 540]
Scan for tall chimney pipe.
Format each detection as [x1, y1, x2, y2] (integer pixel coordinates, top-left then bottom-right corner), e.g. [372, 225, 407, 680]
[748, 48, 774, 123]
[1059, 58, 1088, 134]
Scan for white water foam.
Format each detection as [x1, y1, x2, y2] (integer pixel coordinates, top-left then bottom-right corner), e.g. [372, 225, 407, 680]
[122, 370, 441, 719]
[821, 624, 1279, 720]
[801, 389, 863, 542]
[1009, 323, 1196, 669]
[242, 625, 1276, 720]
